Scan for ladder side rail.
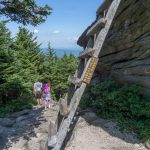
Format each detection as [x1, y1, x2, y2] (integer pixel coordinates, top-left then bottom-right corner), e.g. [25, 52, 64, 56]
[52, 0, 122, 149]
[79, 0, 121, 83]
[93, 0, 121, 57]
[68, 57, 98, 112]
[53, 83, 87, 150]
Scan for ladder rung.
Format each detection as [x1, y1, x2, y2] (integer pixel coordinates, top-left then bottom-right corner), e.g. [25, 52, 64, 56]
[68, 75, 81, 85]
[86, 18, 106, 36]
[78, 48, 95, 58]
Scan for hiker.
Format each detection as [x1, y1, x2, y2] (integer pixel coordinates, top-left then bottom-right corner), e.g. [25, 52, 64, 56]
[42, 80, 51, 110]
[33, 79, 43, 105]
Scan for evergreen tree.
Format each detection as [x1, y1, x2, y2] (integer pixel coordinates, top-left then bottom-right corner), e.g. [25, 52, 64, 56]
[0, 24, 78, 107]
[0, 21, 14, 104]
[38, 42, 56, 80]
[49, 52, 78, 99]
[68, 53, 78, 72]
[62, 52, 68, 62]
[47, 42, 55, 59]
[11, 27, 42, 93]
[69, 53, 75, 61]
[0, 0, 52, 26]
[14, 27, 41, 53]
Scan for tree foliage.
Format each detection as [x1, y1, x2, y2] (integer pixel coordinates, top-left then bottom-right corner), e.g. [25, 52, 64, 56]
[0, 22, 78, 112]
[0, 21, 14, 104]
[40, 47, 78, 100]
[0, 0, 52, 26]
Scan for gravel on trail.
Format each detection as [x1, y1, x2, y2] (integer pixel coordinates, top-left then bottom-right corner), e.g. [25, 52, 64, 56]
[0, 105, 148, 150]
[65, 112, 148, 150]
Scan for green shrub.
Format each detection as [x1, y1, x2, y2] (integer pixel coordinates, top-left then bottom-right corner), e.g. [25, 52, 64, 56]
[0, 94, 36, 117]
[80, 80, 150, 141]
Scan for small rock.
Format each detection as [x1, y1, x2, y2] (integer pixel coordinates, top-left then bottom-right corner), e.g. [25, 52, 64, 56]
[0, 125, 7, 136]
[36, 133, 42, 138]
[82, 112, 98, 122]
[28, 139, 41, 150]
[134, 144, 140, 148]
[10, 109, 31, 118]
[123, 132, 139, 143]
[38, 127, 48, 133]
[92, 118, 109, 126]
[16, 116, 27, 123]
[0, 118, 15, 127]
[103, 121, 117, 129]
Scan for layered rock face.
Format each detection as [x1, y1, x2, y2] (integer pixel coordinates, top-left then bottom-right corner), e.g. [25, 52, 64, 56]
[78, 0, 150, 91]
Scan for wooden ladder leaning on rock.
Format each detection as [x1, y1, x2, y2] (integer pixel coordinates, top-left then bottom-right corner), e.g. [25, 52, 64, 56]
[47, 0, 122, 149]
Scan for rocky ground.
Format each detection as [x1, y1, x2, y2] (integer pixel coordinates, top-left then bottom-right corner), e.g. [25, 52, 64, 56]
[0, 106, 148, 150]
[0, 102, 58, 150]
[65, 111, 148, 150]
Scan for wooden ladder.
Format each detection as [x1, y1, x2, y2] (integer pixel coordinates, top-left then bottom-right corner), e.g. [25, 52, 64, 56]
[48, 0, 122, 149]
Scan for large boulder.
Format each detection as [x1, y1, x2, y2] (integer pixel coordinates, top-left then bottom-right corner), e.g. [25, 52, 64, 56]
[78, 0, 150, 91]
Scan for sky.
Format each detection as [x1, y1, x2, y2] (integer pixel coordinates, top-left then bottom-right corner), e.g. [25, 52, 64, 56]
[6, 0, 103, 50]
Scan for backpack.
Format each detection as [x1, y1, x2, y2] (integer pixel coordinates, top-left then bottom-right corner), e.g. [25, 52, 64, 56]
[43, 84, 49, 94]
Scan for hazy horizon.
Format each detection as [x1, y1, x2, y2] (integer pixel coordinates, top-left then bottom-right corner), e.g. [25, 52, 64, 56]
[42, 47, 82, 57]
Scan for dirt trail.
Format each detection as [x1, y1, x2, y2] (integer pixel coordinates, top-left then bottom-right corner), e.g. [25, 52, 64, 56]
[0, 102, 58, 150]
[0, 105, 148, 150]
[65, 112, 148, 150]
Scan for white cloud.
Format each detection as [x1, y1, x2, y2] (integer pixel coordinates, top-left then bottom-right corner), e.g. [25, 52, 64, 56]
[52, 30, 60, 34]
[33, 29, 39, 34]
[67, 36, 79, 42]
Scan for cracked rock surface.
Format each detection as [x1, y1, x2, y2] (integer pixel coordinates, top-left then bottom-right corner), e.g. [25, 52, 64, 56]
[0, 103, 58, 150]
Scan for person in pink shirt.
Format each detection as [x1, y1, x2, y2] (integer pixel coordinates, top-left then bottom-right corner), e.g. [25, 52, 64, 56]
[42, 80, 51, 110]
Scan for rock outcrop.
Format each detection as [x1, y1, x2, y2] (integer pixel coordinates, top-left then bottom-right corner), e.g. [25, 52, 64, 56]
[0, 106, 54, 150]
[78, 0, 150, 91]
